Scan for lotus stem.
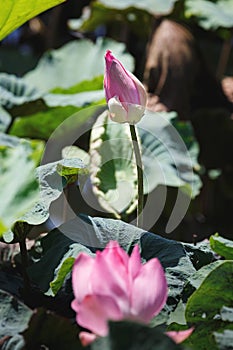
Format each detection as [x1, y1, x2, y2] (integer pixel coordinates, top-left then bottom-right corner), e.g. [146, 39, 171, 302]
[129, 124, 143, 228]
[19, 238, 31, 293]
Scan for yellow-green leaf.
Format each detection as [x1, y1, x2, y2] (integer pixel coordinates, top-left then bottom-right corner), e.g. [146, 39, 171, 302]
[0, 0, 66, 41]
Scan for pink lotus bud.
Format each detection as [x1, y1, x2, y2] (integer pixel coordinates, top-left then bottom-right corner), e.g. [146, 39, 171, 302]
[71, 241, 167, 345]
[166, 328, 194, 344]
[104, 50, 147, 124]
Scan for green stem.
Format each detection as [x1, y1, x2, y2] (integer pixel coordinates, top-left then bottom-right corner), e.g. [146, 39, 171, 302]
[62, 186, 69, 222]
[129, 124, 144, 228]
[19, 238, 31, 292]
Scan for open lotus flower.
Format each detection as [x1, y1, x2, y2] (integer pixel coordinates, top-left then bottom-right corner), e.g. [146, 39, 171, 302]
[71, 240, 167, 346]
[104, 50, 147, 124]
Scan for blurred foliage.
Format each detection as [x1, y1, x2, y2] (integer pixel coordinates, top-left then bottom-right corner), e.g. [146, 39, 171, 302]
[185, 0, 233, 30]
[0, 135, 43, 236]
[24, 38, 134, 92]
[69, 2, 153, 38]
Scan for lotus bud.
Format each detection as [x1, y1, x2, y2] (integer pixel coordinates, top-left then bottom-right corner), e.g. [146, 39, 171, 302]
[104, 50, 147, 124]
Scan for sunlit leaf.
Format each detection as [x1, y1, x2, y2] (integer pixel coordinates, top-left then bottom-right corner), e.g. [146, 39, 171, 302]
[87, 109, 201, 220]
[0, 134, 43, 235]
[0, 72, 104, 140]
[14, 156, 86, 230]
[210, 233, 233, 260]
[97, 0, 178, 15]
[62, 146, 90, 165]
[10, 103, 103, 140]
[0, 0, 66, 41]
[0, 106, 11, 132]
[138, 111, 201, 197]
[89, 111, 137, 217]
[49, 257, 75, 296]
[24, 38, 134, 92]
[185, 0, 233, 30]
[220, 306, 233, 322]
[56, 158, 88, 178]
[51, 76, 104, 94]
[44, 90, 104, 107]
[0, 73, 41, 109]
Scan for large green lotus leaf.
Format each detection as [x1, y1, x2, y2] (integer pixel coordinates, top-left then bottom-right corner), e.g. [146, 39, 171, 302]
[0, 73, 103, 118]
[168, 240, 219, 327]
[0, 136, 43, 235]
[89, 110, 138, 217]
[27, 214, 214, 327]
[220, 306, 233, 322]
[167, 244, 219, 326]
[170, 260, 224, 327]
[0, 73, 42, 109]
[43, 90, 104, 107]
[0, 73, 47, 124]
[1, 73, 105, 140]
[0, 130, 19, 147]
[24, 38, 134, 93]
[0, 72, 105, 139]
[62, 145, 90, 164]
[210, 233, 233, 260]
[0, 106, 11, 132]
[184, 260, 224, 294]
[214, 329, 233, 350]
[0, 0, 65, 41]
[88, 109, 201, 218]
[27, 215, 141, 292]
[185, 261, 233, 350]
[0, 132, 44, 161]
[56, 158, 88, 178]
[138, 111, 201, 198]
[48, 244, 93, 296]
[185, 0, 233, 30]
[0, 289, 32, 338]
[21, 158, 87, 226]
[183, 240, 215, 270]
[28, 228, 94, 292]
[98, 0, 178, 15]
[51, 75, 104, 94]
[140, 231, 214, 327]
[10, 102, 103, 140]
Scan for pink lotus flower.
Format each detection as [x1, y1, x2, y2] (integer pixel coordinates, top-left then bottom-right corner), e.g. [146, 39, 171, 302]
[166, 328, 194, 344]
[104, 50, 147, 124]
[71, 240, 167, 345]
